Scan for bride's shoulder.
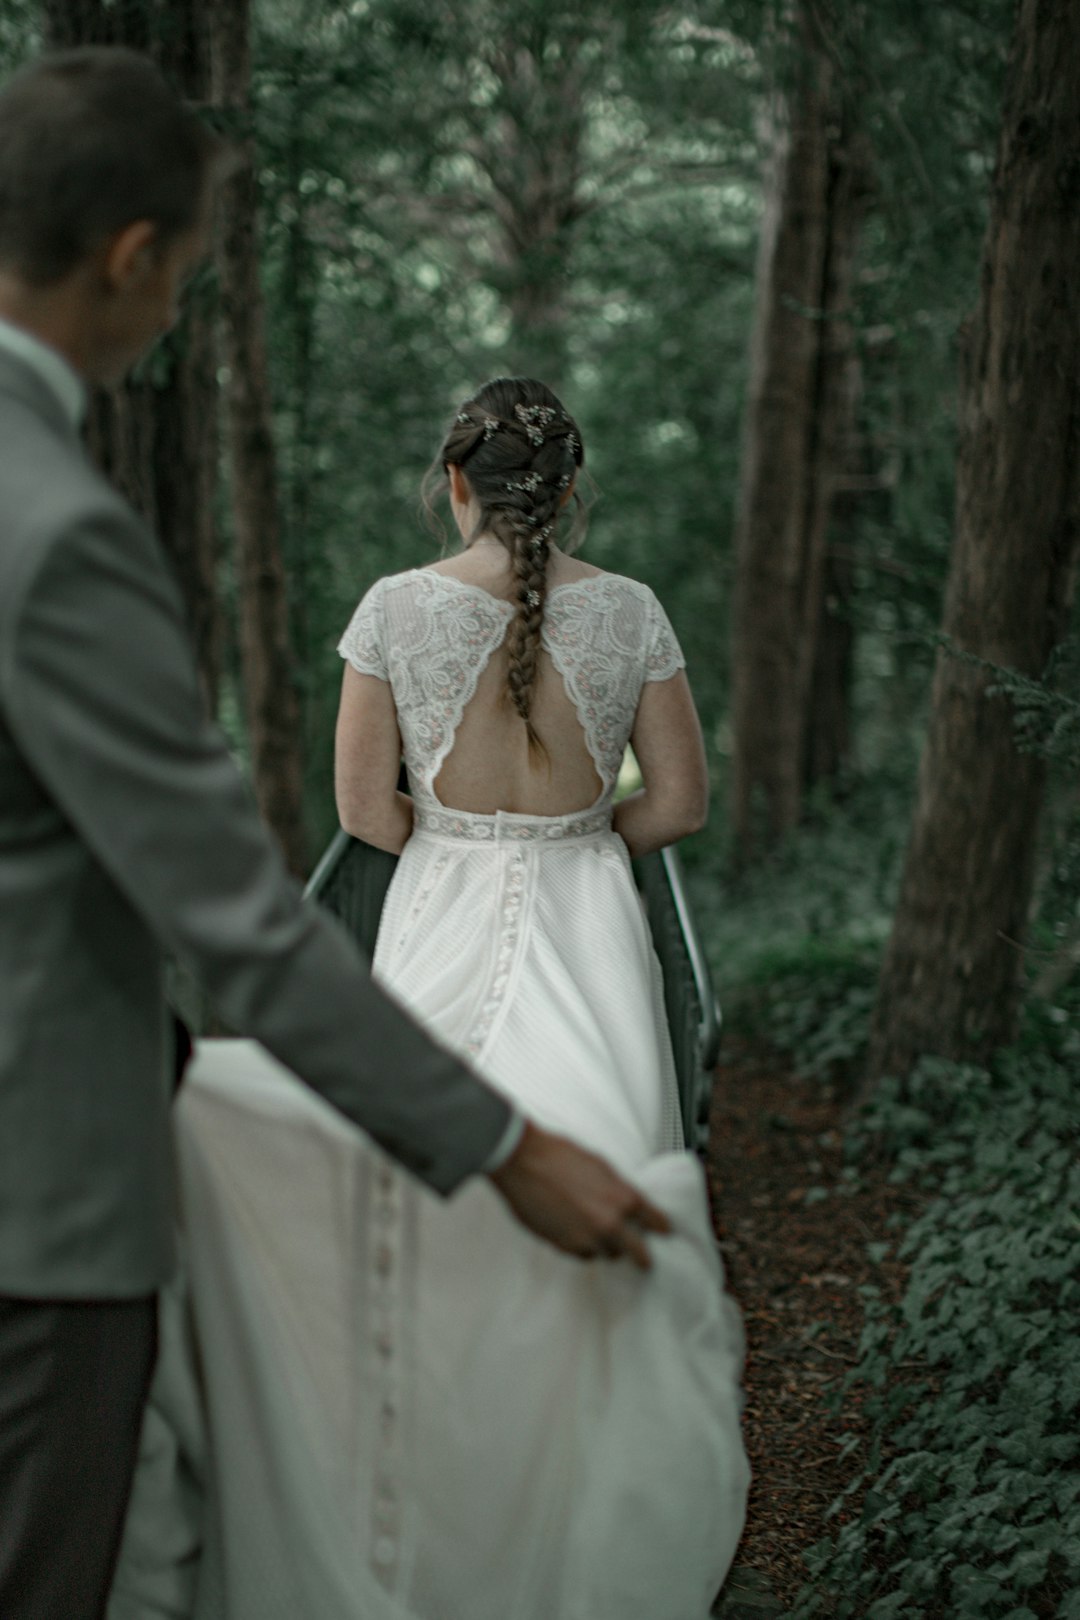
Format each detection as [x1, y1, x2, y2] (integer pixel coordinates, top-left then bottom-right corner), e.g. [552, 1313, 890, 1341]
[383, 560, 479, 589]
[557, 565, 656, 602]
[353, 566, 425, 601]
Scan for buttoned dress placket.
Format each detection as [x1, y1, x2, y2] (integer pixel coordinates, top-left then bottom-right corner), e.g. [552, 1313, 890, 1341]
[364, 1142, 419, 1597]
[462, 813, 539, 1067]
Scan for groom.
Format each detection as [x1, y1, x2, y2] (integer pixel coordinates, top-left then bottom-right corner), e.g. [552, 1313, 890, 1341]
[0, 47, 668, 1620]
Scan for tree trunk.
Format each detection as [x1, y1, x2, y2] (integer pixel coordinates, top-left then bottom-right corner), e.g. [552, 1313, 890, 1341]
[800, 121, 870, 794]
[280, 59, 321, 726]
[868, 0, 1080, 1081]
[804, 544, 855, 788]
[43, 0, 143, 46]
[43, 0, 223, 709]
[729, 3, 837, 851]
[480, 32, 587, 389]
[209, 0, 308, 877]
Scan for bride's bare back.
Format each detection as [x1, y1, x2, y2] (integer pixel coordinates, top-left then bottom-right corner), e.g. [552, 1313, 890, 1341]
[425, 546, 605, 816]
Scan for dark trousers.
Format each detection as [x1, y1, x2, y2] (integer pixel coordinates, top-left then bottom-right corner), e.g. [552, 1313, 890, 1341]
[0, 1293, 157, 1620]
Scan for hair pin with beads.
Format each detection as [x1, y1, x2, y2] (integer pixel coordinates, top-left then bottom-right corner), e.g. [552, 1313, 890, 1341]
[514, 403, 557, 446]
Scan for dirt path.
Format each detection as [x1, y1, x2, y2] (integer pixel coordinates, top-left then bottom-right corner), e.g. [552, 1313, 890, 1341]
[705, 1044, 921, 1617]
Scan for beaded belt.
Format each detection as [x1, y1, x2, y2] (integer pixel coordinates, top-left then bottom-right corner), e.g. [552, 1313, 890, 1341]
[412, 803, 613, 843]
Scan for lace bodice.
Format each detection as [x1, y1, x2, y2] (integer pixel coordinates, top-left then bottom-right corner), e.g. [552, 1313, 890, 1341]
[338, 568, 685, 806]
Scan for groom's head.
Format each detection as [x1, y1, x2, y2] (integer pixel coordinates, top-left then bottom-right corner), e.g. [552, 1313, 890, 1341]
[0, 47, 224, 382]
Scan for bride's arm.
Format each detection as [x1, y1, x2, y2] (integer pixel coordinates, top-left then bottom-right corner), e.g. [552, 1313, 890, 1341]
[613, 671, 709, 859]
[334, 665, 414, 854]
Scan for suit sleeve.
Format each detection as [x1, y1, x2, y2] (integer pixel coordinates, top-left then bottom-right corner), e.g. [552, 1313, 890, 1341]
[0, 501, 512, 1194]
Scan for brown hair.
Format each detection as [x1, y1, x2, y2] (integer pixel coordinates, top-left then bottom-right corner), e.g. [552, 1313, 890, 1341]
[423, 377, 587, 755]
[0, 47, 222, 286]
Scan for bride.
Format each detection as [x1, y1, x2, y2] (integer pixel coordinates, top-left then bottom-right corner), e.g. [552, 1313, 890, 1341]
[109, 377, 748, 1620]
[331, 377, 748, 1616]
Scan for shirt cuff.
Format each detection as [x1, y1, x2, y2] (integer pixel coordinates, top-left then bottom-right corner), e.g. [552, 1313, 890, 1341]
[481, 1110, 527, 1172]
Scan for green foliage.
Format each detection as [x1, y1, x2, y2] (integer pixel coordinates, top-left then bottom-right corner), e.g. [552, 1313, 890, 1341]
[0, 1, 37, 73]
[792, 1048, 1080, 1619]
[989, 640, 1080, 773]
[725, 937, 879, 1080]
[691, 770, 913, 1079]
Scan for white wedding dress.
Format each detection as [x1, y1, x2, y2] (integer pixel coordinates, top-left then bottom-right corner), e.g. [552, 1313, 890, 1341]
[109, 569, 749, 1620]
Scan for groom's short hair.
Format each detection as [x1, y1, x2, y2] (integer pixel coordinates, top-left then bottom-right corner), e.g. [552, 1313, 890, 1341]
[0, 47, 223, 286]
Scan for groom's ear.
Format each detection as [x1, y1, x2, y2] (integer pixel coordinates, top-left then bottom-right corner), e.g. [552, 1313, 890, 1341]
[101, 220, 160, 293]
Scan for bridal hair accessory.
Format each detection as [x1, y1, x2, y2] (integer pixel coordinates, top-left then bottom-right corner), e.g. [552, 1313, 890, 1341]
[506, 472, 543, 494]
[457, 410, 500, 442]
[525, 589, 541, 608]
[520, 528, 552, 559]
[514, 403, 557, 446]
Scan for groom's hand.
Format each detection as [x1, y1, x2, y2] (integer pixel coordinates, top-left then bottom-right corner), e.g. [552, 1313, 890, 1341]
[487, 1122, 671, 1270]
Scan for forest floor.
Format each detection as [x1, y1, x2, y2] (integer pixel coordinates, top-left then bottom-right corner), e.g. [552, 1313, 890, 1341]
[706, 1041, 927, 1618]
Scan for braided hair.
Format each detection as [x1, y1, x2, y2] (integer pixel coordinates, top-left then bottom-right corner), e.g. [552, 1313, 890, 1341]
[423, 377, 586, 755]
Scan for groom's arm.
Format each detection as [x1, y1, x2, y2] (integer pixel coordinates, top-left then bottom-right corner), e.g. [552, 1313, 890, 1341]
[4, 491, 674, 1261]
[2, 492, 511, 1192]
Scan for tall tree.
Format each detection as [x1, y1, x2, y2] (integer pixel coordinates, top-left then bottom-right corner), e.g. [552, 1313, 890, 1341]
[729, 0, 868, 850]
[351, 0, 606, 391]
[209, 0, 308, 876]
[321, 1, 725, 391]
[868, 0, 1080, 1080]
[801, 116, 872, 793]
[471, 21, 589, 385]
[42, 0, 223, 709]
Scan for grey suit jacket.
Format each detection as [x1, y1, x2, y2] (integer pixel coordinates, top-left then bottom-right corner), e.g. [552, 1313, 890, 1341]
[0, 349, 510, 1299]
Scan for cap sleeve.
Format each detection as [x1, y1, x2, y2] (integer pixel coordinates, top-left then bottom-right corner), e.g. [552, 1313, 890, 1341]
[643, 589, 687, 683]
[338, 578, 388, 680]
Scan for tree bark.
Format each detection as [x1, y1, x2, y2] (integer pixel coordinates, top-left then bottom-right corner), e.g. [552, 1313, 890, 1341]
[43, 0, 145, 46]
[729, 2, 838, 851]
[800, 120, 870, 794]
[868, 0, 1080, 1081]
[279, 59, 321, 722]
[43, 0, 223, 709]
[471, 22, 589, 389]
[804, 543, 855, 788]
[209, 0, 308, 877]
